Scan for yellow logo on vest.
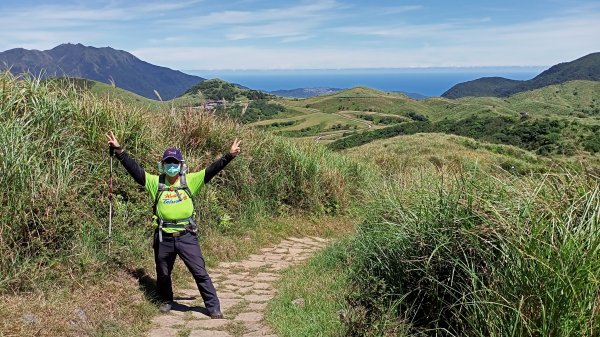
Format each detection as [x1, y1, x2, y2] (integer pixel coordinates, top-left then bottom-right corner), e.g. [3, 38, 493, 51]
[162, 192, 189, 204]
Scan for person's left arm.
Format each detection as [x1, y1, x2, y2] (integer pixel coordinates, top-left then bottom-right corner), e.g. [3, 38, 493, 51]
[204, 138, 241, 184]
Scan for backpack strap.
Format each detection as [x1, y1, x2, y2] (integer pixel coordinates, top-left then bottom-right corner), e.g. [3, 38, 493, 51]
[177, 173, 197, 234]
[179, 173, 193, 201]
[153, 174, 167, 216]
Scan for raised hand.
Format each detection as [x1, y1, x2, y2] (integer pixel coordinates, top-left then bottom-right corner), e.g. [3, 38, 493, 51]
[106, 131, 124, 154]
[229, 138, 241, 157]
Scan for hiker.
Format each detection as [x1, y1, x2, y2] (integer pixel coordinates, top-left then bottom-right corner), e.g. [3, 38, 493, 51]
[106, 131, 241, 319]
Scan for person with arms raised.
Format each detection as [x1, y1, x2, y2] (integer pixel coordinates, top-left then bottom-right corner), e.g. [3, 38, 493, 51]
[106, 131, 241, 318]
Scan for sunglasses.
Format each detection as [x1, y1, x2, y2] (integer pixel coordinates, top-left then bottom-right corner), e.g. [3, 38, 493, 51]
[163, 158, 180, 164]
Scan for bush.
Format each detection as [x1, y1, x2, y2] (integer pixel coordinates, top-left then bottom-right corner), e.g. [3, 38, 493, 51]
[216, 99, 286, 123]
[406, 111, 428, 122]
[184, 79, 238, 101]
[583, 134, 600, 153]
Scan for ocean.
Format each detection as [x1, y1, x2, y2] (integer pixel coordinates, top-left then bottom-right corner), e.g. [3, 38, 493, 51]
[185, 67, 547, 97]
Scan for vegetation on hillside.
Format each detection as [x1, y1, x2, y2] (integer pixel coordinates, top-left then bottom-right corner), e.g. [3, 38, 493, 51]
[259, 81, 600, 152]
[183, 78, 272, 101]
[320, 81, 600, 154]
[214, 99, 287, 123]
[346, 133, 551, 175]
[0, 71, 371, 336]
[328, 113, 600, 154]
[342, 168, 599, 336]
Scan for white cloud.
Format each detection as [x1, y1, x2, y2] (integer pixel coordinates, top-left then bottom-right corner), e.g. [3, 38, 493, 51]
[134, 0, 205, 14]
[224, 21, 319, 40]
[334, 10, 600, 43]
[371, 5, 423, 15]
[281, 35, 314, 43]
[0, 0, 205, 51]
[161, 0, 342, 28]
[0, 1, 203, 27]
[132, 25, 599, 70]
[155, 0, 344, 43]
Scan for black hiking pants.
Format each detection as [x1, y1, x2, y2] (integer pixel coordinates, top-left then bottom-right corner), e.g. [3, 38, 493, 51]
[153, 231, 221, 313]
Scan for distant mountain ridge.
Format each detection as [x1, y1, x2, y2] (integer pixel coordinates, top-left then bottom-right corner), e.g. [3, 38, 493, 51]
[442, 52, 600, 99]
[0, 43, 204, 100]
[271, 87, 427, 99]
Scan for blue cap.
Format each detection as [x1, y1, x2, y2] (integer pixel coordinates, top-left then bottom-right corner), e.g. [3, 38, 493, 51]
[162, 148, 183, 162]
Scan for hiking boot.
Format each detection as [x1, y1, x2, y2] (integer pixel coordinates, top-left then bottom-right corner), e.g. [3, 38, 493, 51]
[159, 302, 173, 314]
[209, 310, 224, 319]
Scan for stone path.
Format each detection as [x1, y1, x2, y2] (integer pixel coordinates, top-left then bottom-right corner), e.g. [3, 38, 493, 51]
[146, 236, 329, 337]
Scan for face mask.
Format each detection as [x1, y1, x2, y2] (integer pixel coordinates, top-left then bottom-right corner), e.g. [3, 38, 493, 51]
[164, 163, 180, 177]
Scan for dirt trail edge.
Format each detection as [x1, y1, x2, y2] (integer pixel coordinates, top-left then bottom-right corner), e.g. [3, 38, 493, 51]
[147, 236, 330, 337]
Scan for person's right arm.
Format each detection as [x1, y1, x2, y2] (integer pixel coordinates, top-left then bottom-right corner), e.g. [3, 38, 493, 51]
[106, 131, 146, 186]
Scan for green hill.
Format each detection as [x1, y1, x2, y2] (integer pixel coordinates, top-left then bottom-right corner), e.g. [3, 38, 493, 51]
[182, 78, 273, 101]
[442, 52, 600, 98]
[246, 81, 600, 155]
[344, 133, 550, 175]
[50, 77, 169, 108]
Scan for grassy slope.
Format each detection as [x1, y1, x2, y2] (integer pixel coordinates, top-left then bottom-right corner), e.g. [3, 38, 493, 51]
[342, 167, 600, 336]
[268, 131, 600, 337]
[50, 77, 253, 110]
[345, 133, 550, 175]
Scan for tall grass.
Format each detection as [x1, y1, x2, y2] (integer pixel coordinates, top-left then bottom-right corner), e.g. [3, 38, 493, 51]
[343, 167, 600, 336]
[0, 72, 150, 292]
[0, 71, 371, 295]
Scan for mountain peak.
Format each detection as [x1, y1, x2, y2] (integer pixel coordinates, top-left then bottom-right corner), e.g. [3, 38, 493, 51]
[51, 42, 87, 51]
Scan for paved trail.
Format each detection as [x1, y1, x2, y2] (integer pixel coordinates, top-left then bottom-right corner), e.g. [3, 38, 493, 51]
[147, 236, 329, 337]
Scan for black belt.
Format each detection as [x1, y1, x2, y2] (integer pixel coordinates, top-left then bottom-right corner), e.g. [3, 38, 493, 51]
[156, 216, 197, 242]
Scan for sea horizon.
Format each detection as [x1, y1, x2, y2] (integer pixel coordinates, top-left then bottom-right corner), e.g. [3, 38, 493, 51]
[185, 66, 548, 97]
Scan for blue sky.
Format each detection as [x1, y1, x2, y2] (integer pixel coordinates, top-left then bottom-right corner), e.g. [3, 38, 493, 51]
[1, 0, 599, 70]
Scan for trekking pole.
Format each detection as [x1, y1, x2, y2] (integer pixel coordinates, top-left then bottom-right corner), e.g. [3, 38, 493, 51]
[108, 146, 114, 253]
